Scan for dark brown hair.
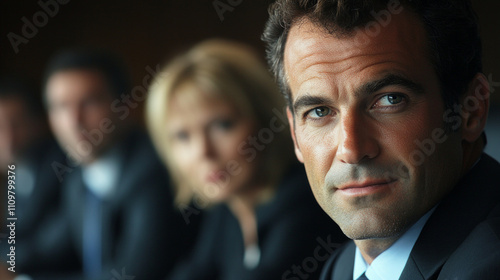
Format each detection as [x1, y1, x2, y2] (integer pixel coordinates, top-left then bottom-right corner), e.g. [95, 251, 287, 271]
[262, 0, 482, 113]
[43, 48, 130, 102]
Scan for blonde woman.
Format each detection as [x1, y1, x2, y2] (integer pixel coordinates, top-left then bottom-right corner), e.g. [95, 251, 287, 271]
[146, 39, 346, 280]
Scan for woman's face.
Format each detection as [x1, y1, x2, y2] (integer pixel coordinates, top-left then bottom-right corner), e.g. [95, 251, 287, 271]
[167, 82, 257, 203]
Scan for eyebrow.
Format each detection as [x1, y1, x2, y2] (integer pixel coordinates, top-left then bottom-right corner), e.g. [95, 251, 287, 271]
[292, 73, 424, 113]
[293, 95, 331, 113]
[355, 74, 424, 97]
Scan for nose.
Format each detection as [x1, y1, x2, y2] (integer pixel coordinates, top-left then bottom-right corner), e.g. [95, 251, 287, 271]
[194, 132, 216, 160]
[67, 105, 85, 130]
[336, 111, 380, 164]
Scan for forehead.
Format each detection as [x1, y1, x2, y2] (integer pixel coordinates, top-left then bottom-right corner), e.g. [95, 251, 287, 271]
[167, 83, 236, 124]
[284, 11, 432, 97]
[169, 82, 225, 111]
[46, 69, 111, 102]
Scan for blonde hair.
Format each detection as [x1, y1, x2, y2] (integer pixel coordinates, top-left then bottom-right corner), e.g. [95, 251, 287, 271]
[146, 39, 295, 205]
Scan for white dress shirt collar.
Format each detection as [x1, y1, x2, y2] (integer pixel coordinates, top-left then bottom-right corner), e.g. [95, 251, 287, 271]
[81, 146, 122, 200]
[353, 206, 436, 280]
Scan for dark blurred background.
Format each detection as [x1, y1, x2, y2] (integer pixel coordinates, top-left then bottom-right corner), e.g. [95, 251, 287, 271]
[2, 0, 500, 103]
[0, 0, 499, 156]
[0, 0, 276, 122]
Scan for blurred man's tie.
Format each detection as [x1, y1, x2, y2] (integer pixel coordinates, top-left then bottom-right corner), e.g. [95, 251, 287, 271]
[83, 189, 102, 279]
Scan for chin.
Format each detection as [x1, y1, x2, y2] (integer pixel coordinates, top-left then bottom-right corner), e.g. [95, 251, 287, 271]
[333, 209, 410, 240]
[344, 227, 404, 241]
[67, 152, 94, 166]
[199, 188, 232, 204]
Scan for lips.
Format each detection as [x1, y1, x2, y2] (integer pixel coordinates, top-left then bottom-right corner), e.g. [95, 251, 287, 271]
[336, 179, 397, 196]
[206, 170, 225, 183]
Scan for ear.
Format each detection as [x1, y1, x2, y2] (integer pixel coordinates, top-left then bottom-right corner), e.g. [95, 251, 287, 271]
[461, 73, 490, 143]
[287, 107, 304, 163]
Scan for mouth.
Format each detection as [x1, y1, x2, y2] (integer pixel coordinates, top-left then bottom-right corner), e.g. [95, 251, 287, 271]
[336, 179, 397, 196]
[205, 170, 226, 183]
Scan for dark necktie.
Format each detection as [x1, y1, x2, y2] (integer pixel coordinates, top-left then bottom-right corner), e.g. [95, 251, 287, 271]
[83, 189, 102, 279]
[357, 273, 369, 280]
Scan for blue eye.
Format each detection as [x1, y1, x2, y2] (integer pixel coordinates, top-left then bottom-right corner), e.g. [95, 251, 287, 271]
[378, 94, 405, 106]
[213, 119, 236, 131]
[308, 107, 331, 118]
[174, 130, 189, 141]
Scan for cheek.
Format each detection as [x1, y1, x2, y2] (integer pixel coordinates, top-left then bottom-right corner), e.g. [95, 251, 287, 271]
[387, 107, 446, 167]
[0, 130, 8, 148]
[172, 146, 206, 193]
[217, 127, 257, 186]
[16, 126, 32, 144]
[216, 137, 241, 160]
[172, 146, 194, 174]
[85, 107, 113, 128]
[217, 124, 253, 162]
[49, 114, 68, 137]
[296, 127, 334, 189]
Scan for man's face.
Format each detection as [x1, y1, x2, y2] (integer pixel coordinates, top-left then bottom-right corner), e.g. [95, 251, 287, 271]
[0, 98, 41, 165]
[284, 12, 464, 240]
[46, 70, 117, 164]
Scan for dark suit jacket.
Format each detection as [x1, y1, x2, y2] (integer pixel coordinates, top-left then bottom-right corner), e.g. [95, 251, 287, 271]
[26, 131, 196, 280]
[320, 153, 500, 280]
[169, 164, 347, 280]
[2, 139, 82, 274]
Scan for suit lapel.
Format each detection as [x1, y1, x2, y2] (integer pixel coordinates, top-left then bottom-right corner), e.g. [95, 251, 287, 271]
[332, 241, 356, 280]
[109, 132, 136, 205]
[400, 255, 426, 280]
[401, 154, 500, 279]
[320, 241, 355, 280]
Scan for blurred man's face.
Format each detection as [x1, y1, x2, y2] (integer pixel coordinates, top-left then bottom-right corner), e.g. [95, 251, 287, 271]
[46, 70, 117, 164]
[284, 12, 463, 240]
[0, 98, 40, 165]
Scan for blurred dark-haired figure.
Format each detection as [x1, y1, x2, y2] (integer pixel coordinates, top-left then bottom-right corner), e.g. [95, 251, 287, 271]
[146, 39, 346, 280]
[0, 77, 49, 168]
[0, 76, 69, 278]
[8, 49, 193, 280]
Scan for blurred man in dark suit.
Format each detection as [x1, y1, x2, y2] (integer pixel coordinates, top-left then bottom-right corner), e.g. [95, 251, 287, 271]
[263, 0, 500, 279]
[6, 49, 193, 280]
[0, 76, 70, 277]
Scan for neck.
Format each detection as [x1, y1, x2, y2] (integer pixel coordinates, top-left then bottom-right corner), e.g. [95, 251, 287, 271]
[228, 183, 273, 248]
[460, 137, 484, 176]
[228, 194, 258, 248]
[354, 236, 400, 265]
[80, 127, 128, 166]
